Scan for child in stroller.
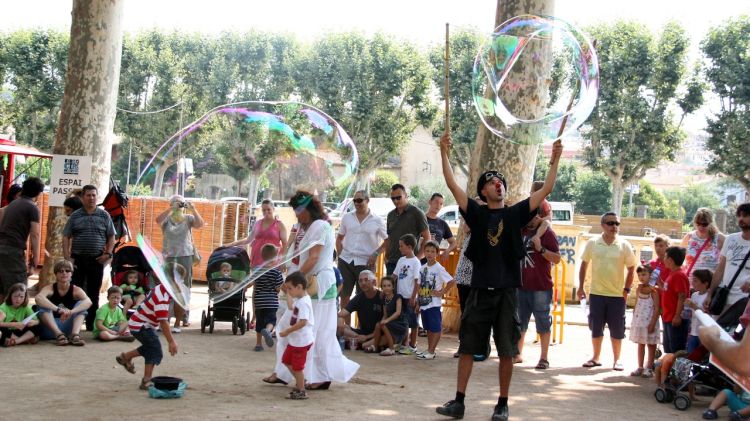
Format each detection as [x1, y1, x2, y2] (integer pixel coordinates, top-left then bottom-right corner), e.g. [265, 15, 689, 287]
[111, 243, 152, 314]
[120, 270, 147, 313]
[201, 246, 250, 335]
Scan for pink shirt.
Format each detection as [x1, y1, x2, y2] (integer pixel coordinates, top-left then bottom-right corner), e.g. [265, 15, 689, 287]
[250, 218, 282, 267]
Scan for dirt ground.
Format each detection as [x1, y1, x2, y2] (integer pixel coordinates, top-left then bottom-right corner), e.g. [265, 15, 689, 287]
[5, 287, 701, 421]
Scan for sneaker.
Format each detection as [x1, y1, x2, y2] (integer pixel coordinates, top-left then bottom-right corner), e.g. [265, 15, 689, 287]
[436, 400, 465, 419]
[398, 345, 417, 355]
[630, 367, 644, 377]
[702, 409, 718, 420]
[417, 352, 436, 360]
[171, 327, 181, 333]
[379, 348, 395, 356]
[641, 368, 654, 378]
[253, 345, 264, 352]
[415, 349, 427, 356]
[453, 351, 460, 358]
[492, 404, 509, 421]
[729, 411, 746, 421]
[287, 389, 309, 400]
[261, 328, 275, 347]
[394, 344, 402, 353]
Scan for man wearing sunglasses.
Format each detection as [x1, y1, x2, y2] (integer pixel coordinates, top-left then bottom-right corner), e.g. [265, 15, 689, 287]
[336, 190, 387, 313]
[578, 212, 637, 371]
[383, 184, 430, 276]
[435, 133, 563, 421]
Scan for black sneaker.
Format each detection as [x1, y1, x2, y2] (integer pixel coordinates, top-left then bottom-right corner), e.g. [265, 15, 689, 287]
[492, 404, 509, 421]
[436, 400, 465, 419]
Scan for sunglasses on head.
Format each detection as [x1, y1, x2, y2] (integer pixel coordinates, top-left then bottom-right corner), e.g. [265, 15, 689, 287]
[484, 171, 506, 183]
[353, 198, 365, 204]
[390, 195, 402, 201]
[604, 221, 621, 226]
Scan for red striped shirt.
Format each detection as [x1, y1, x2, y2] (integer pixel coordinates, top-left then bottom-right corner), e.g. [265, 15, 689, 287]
[128, 284, 171, 332]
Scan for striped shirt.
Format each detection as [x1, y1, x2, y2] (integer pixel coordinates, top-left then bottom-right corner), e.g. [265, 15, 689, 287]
[62, 207, 116, 255]
[253, 269, 284, 309]
[128, 284, 171, 332]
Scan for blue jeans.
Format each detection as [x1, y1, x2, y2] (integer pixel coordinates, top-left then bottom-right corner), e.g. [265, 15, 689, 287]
[517, 289, 553, 334]
[663, 319, 689, 353]
[38, 303, 88, 340]
[686, 335, 701, 353]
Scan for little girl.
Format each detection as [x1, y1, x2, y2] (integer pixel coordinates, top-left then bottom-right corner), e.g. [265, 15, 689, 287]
[368, 277, 408, 356]
[629, 265, 661, 377]
[684, 269, 711, 353]
[0, 283, 41, 347]
[121, 270, 146, 314]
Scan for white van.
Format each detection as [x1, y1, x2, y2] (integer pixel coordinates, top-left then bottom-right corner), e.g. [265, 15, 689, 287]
[549, 201, 574, 225]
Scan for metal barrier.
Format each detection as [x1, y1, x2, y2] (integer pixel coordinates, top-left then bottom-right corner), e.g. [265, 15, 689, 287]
[551, 259, 567, 344]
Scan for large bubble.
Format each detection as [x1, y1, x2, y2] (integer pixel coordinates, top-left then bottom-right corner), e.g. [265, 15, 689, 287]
[136, 101, 359, 201]
[472, 15, 599, 144]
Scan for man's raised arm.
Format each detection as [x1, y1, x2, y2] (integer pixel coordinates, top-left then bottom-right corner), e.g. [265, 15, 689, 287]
[530, 140, 563, 211]
[440, 133, 468, 212]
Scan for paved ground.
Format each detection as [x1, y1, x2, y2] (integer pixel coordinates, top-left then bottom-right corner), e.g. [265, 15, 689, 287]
[4, 285, 702, 420]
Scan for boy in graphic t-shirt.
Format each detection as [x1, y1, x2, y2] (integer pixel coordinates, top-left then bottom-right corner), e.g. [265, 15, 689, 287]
[392, 234, 421, 354]
[279, 271, 315, 400]
[416, 240, 453, 360]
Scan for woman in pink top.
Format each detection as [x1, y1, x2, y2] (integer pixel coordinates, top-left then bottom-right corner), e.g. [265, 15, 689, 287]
[227, 200, 288, 267]
[680, 208, 725, 278]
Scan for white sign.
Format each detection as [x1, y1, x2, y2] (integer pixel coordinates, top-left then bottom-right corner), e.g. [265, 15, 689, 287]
[49, 155, 92, 206]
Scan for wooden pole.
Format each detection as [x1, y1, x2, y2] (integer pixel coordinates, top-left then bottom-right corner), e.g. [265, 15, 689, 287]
[444, 23, 451, 135]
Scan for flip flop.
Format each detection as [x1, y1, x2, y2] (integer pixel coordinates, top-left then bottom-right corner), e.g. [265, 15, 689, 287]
[535, 359, 550, 370]
[582, 359, 602, 368]
[116, 353, 136, 374]
[262, 375, 287, 385]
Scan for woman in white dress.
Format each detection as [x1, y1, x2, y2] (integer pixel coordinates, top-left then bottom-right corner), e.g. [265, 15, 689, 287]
[264, 191, 359, 389]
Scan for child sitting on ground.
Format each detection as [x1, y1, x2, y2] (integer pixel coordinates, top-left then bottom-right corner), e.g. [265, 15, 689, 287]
[94, 286, 135, 342]
[415, 240, 453, 360]
[279, 271, 315, 400]
[684, 269, 712, 353]
[702, 384, 750, 420]
[121, 270, 147, 314]
[368, 277, 407, 356]
[116, 263, 182, 391]
[247, 244, 284, 351]
[629, 265, 661, 377]
[393, 234, 421, 355]
[213, 262, 235, 293]
[0, 283, 41, 347]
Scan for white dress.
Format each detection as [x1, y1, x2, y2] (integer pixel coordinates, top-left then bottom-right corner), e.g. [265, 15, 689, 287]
[277, 219, 359, 384]
[629, 291, 660, 345]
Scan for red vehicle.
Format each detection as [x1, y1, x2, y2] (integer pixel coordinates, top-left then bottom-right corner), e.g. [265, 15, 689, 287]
[0, 137, 52, 206]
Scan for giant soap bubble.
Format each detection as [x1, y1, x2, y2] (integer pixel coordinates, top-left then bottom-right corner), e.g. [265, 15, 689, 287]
[472, 15, 599, 144]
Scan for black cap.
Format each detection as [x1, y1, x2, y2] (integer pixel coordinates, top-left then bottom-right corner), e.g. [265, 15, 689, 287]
[476, 171, 507, 201]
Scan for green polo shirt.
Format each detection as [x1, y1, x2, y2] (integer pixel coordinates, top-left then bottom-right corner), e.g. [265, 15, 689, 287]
[386, 204, 428, 264]
[581, 236, 637, 297]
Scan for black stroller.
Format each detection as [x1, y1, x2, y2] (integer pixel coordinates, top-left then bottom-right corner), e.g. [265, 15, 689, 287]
[200, 246, 251, 335]
[654, 352, 735, 411]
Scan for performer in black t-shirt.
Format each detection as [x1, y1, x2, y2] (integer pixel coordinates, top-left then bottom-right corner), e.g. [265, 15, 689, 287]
[435, 133, 563, 421]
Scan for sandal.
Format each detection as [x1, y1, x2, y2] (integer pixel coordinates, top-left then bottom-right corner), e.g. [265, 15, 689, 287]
[379, 348, 395, 356]
[306, 381, 331, 390]
[3, 337, 16, 347]
[364, 345, 377, 353]
[262, 375, 287, 385]
[116, 353, 136, 374]
[55, 333, 69, 346]
[630, 367, 644, 377]
[513, 356, 523, 364]
[535, 359, 550, 370]
[582, 359, 601, 368]
[68, 334, 85, 346]
[139, 378, 153, 390]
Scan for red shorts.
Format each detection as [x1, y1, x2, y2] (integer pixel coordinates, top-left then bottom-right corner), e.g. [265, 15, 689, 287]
[282, 344, 312, 371]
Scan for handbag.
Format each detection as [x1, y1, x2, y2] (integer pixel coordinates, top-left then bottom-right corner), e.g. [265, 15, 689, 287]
[709, 247, 750, 316]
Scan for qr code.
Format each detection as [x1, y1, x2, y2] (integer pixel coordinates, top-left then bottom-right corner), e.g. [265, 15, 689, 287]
[63, 159, 80, 175]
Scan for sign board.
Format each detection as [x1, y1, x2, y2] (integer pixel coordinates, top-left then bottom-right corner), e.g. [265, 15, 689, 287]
[49, 155, 92, 206]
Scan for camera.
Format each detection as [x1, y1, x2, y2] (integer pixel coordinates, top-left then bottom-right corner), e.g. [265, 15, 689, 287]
[179, 202, 187, 208]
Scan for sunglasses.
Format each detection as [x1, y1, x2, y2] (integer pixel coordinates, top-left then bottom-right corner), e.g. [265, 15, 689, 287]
[390, 195, 402, 201]
[484, 171, 506, 183]
[353, 198, 365, 204]
[604, 221, 621, 226]
[695, 221, 709, 227]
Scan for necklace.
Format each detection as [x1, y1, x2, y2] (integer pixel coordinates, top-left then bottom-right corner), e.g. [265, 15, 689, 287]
[384, 295, 394, 305]
[487, 219, 504, 247]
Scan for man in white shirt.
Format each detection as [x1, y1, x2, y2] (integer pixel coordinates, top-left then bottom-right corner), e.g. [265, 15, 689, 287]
[336, 190, 387, 311]
[706, 202, 750, 313]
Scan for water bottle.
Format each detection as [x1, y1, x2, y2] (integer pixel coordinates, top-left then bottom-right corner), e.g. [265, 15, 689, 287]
[580, 298, 587, 314]
[649, 267, 661, 286]
[349, 337, 358, 351]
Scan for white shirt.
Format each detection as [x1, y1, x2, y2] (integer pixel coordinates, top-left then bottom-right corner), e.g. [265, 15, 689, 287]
[394, 255, 422, 299]
[418, 261, 453, 310]
[338, 210, 387, 266]
[288, 294, 315, 347]
[719, 233, 750, 307]
[689, 291, 709, 336]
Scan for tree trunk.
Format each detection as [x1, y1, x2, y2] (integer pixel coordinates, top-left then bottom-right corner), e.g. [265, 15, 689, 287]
[355, 167, 374, 195]
[247, 171, 262, 206]
[611, 177, 625, 216]
[467, 0, 555, 205]
[152, 156, 178, 197]
[40, 0, 124, 289]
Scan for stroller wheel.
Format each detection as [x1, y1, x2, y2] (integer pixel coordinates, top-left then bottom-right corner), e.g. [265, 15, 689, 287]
[239, 315, 246, 335]
[247, 312, 252, 331]
[673, 394, 691, 411]
[201, 311, 207, 334]
[664, 388, 675, 403]
[209, 315, 215, 334]
[232, 316, 239, 335]
[654, 388, 667, 403]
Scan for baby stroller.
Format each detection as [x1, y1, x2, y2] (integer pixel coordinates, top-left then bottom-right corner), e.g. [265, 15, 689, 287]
[654, 352, 735, 411]
[201, 246, 250, 335]
[111, 242, 152, 313]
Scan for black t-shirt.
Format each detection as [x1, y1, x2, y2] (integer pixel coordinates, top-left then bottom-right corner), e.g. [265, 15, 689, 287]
[459, 198, 535, 289]
[0, 197, 40, 249]
[427, 216, 454, 243]
[345, 290, 383, 334]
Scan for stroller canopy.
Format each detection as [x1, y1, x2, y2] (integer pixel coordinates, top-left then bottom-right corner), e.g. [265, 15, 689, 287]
[206, 246, 251, 280]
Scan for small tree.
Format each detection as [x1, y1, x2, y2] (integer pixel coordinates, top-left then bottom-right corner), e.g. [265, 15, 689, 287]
[370, 170, 399, 197]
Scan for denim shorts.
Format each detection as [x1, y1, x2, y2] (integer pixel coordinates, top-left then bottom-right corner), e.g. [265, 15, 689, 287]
[132, 328, 163, 366]
[254, 307, 278, 333]
[401, 297, 418, 328]
[38, 305, 89, 340]
[420, 307, 442, 333]
[517, 289, 553, 334]
[588, 294, 626, 340]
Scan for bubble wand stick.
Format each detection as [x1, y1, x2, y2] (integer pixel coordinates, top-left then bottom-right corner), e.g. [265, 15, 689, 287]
[444, 23, 451, 136]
